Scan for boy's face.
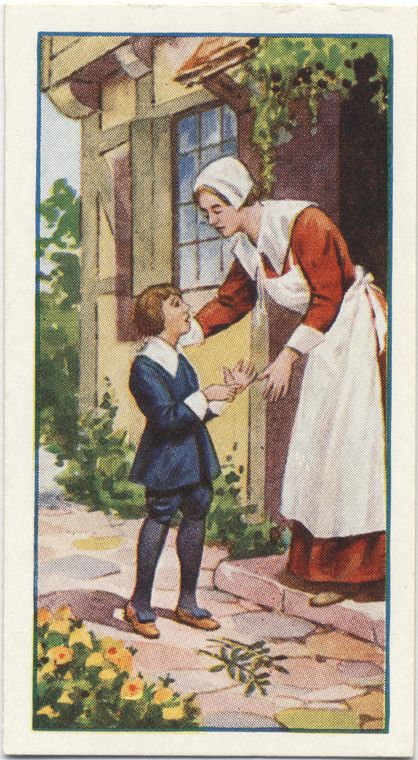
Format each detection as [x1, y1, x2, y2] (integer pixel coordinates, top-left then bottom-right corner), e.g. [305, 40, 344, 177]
[161, 294, 191, 336]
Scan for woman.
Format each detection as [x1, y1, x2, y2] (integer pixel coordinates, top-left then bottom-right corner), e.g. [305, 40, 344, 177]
[182, 156, 387, 607]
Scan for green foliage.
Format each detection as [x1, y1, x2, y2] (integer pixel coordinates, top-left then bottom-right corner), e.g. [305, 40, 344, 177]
[56, 380, 146, 518]
[38, 180, 81, 459]
[207, 451, 291, 560]
[199, 637, 289, 696]
[236, 36, 390, 190]
[35, 606, 201, 730]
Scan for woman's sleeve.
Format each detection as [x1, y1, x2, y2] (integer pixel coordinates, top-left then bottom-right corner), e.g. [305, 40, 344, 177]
[194, 258, 258, 338]
[286, 207, 351, 355]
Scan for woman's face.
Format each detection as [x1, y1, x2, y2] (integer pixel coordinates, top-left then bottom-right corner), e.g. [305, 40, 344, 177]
[197, 190, 242, 238]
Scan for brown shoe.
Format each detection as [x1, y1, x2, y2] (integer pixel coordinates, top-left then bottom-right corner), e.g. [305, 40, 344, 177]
[175, 607, 220, 631]
[124, 603, 160, 639]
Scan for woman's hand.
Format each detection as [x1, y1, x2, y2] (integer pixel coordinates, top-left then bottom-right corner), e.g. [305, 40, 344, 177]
[203, 384, 238, 402]
[223, 360, 256, 392]
[259, 347, 299, 403]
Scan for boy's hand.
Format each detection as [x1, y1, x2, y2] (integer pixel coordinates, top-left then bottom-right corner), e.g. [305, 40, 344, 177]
[223, 360, 256, 392]
[203, 384, 238, 402]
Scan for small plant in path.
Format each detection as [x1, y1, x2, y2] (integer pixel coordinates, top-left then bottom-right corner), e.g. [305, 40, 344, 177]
[198, 637, 289, 696]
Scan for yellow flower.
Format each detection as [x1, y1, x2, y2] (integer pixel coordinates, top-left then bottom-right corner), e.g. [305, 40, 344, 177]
[37, 642, 44, 659]
[49, 619, 71, 635]
[47, 646, 73, 665]
[114, 649, 133, 674]
[85, 651, 105, 668]
[57, 692, 73, 705]
[120, 677, 144, 700]
[63, 671, 73, 681]
[102, 638, 125, 663]
[36, 705, 59, 719]
[153, 687, 175, 704]
[69, 626, 93, 649]
[98, 668, 117, 681]
[54, 605, 74, 620]
[162, 703, 185, 721]
[37, 607, 52, 627]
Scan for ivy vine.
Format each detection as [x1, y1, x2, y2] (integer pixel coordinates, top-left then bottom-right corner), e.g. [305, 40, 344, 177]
[234, 36, 390, 191]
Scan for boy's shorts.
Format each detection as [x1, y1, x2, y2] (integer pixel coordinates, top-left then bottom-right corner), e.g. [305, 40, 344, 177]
[145, 482, 213, 525]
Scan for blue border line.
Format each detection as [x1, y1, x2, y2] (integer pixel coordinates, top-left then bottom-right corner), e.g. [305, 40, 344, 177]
[384, 32, 394, 736]
[34, 30, 392, 736]
[33, 32, 42, 723]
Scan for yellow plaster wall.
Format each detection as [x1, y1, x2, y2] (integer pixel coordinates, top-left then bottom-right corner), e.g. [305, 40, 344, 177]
[98, 204, 116, 279]
[101, 77, 137, 131]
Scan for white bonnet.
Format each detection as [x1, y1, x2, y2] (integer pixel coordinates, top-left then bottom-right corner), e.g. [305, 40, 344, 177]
[193, 156, 254, 209]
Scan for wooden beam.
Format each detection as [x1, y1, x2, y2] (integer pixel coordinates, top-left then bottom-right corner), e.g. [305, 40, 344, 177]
[48, 35, 131, 88]
[247, 310, 269, 514]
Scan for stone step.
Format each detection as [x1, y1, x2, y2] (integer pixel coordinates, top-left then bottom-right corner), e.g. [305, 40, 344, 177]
[214, 553, 385, 646]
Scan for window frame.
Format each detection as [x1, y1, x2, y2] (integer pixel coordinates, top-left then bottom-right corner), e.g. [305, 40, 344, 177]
[171, 100, 238, 293]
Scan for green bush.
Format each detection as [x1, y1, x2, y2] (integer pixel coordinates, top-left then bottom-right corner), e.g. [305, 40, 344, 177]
[35, 605, 201, 730]
[56, 380, 146, 519]
[207, 449, 291, 560]
[38, 180, 81, 460]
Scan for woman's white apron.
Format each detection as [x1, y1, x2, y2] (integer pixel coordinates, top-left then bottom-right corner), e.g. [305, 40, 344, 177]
[276, 264, 387, 538]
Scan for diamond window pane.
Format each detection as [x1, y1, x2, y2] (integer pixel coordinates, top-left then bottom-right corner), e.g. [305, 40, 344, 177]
[179, 204, 197, 244]
[178, 115, 198, 154]
[179, 244, 198, 289]
[222, 139, 237, 157]
[198, 240, 223, 287]
[201, 144, 222, 170]
[179, 152, 198, 203]
[201, 108, 221, 147]
[223, 106, 238, 140]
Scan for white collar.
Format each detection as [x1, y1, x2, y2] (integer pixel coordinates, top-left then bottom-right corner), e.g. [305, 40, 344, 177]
[139, 337, 180, 377]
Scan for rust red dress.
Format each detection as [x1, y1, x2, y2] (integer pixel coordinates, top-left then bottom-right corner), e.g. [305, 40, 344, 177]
[195, 206, 386, 584]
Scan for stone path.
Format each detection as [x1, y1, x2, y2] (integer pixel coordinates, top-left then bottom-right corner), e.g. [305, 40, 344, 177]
[37, 501, 386, 731]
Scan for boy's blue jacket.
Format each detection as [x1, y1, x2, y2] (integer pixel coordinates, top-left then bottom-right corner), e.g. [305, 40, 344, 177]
[129, 352, 221, 490]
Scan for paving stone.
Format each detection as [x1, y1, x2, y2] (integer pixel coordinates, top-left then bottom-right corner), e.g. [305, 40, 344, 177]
[238, 600, 264, 612]
[267, 641, 315, 659]
[299, 684, 366, 702]
[373, 620, 386, 647]
[133, 642, 204, 672]
[40, 554, 121, 580]
[346, 690, 385, 720]
[361, 718, 385, 730]
[200, 545, 229, 570]
[269, 657, 346, 690]
[197, 684, 296, 720]
[306, 702, 346, 710]
[38, 589, 131, 632]
[305, 631, 384, 667]
[215, 557, 284, 610]
[203, 712, 280, 729]
[72, 536, 123, 552]
[274, 707, 360, 730]
[283, 588, 376, 643]
[37, 546, 57, 562]
[220, 610, 316, 644]
[337, 660, 385, 687]
[38, 519, 69, 536]
[163, 668, 234, 693]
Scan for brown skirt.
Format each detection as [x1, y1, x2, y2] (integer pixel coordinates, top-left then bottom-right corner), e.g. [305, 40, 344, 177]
[287, 520, 386, 584]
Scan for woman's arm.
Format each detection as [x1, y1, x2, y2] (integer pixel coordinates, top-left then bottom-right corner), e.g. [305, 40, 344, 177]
[195, 258, 258, 338]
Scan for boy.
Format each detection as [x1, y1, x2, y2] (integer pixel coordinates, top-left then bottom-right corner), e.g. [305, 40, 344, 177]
[125, 284, 249, 639]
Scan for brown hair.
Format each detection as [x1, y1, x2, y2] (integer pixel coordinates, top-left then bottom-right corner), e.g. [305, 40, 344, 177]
[193, 183, 262, 209]
[132, 283, 182, 340]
